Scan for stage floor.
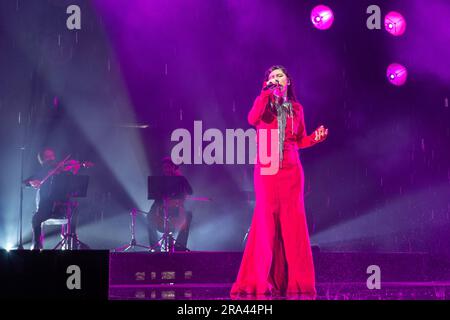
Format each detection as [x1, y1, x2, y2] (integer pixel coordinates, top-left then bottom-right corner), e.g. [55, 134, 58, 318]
[109, 281, 450, 300]
[1, 249, 449, 300]
[108, 250, 450, 300]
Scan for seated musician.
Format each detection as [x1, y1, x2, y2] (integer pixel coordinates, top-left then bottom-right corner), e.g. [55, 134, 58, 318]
[24, 147, 86, 250]
[147, 157, 193, 252]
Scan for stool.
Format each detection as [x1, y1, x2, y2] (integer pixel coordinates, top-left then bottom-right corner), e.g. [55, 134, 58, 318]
[40, 218, 69, 249]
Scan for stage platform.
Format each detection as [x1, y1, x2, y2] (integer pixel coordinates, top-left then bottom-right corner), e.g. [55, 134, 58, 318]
[109, 281, 450, 300]
[108, 250, 450, 300]
[1, 249, 449, 300]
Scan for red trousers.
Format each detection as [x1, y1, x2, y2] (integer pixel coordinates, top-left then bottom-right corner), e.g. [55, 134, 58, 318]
[231, 149, 316, 295]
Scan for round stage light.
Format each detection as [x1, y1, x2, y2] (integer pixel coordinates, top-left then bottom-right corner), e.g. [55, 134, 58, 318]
[386, 63, 408, 86]
[384, 11, 406, 36]
[311, 5, 334, 30]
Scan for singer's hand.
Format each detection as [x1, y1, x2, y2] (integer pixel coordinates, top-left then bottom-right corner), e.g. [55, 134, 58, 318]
[313, 125, 328, 143]
[261, 80, 279, 93]
[266, 79, 279, 87]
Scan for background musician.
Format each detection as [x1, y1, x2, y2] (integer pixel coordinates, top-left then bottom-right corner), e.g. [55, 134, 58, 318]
[147, 157, 193, 252]
[24, 147, 89, 250]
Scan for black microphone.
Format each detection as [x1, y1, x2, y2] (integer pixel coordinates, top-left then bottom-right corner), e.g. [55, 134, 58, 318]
[263, 80, 280, 90]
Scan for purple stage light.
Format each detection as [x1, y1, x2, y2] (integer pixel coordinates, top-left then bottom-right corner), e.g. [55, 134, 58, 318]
[386, 63, 408, 86]
[311, 5, 334, 30]
[384, 11, 406, 36]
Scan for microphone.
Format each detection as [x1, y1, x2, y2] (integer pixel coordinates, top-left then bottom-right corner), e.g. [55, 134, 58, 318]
[263, 80, 280, 90]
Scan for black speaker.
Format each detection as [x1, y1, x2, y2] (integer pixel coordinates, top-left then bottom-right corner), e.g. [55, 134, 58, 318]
[0, 250, 109, 300]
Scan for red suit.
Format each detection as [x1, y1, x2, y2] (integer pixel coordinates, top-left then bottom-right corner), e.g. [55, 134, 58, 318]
[231, 90, 317, 296]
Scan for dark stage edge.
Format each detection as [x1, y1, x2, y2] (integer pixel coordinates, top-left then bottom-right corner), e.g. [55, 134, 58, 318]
[108, 251, 450, 300]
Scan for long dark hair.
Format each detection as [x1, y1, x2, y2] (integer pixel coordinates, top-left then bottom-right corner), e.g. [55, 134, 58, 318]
[264, 65, 298, 102]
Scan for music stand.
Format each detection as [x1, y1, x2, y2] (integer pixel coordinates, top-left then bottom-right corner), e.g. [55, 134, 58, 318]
[49, 174, 90, 250]
[148, 175, 187, 253]
[114, 207, 152, 252]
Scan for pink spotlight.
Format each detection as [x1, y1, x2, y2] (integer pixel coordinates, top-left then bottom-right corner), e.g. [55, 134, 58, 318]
[386, 63, 408, 86]
[311, 5, 334, 30]
[384, 11, 406, 36]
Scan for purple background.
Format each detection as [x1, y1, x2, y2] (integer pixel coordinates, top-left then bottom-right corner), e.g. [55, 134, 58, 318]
[0, 0, 449, 254]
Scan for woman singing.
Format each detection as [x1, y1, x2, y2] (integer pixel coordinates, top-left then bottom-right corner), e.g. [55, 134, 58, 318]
[231, 65, 328, 296]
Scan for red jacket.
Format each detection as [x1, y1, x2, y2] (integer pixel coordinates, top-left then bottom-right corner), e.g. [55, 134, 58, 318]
[248, 91, 317, 168]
